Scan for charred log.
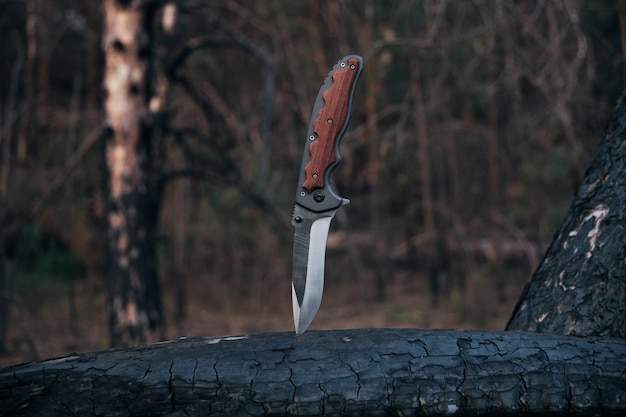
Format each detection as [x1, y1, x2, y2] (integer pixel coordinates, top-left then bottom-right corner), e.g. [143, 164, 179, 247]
[1, 329, 625, 416]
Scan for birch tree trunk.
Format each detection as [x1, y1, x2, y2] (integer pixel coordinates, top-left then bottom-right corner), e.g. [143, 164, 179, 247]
[102, 0, 171, 346]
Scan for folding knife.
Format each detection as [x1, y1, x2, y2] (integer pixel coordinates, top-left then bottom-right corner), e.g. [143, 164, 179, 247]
[291, 55, 363, 334]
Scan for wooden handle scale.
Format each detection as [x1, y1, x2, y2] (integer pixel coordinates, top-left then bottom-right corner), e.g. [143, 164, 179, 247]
[298, 57, 363, 202]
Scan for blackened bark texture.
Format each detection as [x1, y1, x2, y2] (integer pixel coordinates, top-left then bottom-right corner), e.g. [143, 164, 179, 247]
[506, 93, 626, 337]
[103, 0, 171, 346]
[1, 329, 625, 417]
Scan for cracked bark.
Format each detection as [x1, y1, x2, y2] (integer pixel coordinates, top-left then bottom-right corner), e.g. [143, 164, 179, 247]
[506, 91, 626, 337]
[1, 329, 625, 416]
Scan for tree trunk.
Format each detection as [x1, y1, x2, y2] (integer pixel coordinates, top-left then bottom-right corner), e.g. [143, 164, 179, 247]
[506, 92, 626, 338]
[102, 0, 165, 346]
[1, 329, 624, 417]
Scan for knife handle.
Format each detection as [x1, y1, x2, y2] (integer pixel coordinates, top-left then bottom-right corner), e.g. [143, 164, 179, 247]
[302, 56, 363, 194]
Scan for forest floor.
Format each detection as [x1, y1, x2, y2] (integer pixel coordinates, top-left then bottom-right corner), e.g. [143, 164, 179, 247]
[0, 267, 527, 368]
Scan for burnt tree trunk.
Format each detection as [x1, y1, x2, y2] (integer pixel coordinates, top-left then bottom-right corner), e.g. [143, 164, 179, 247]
[102, 0, 175, 346]
[1, 329, 625, 417]
[506, 92, 626, 338]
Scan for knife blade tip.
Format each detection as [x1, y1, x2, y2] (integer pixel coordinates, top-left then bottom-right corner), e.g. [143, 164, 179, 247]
[292, 285, 304, 334]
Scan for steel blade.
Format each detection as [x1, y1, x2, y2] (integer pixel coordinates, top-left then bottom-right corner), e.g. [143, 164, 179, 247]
[292, 205, 336, 334]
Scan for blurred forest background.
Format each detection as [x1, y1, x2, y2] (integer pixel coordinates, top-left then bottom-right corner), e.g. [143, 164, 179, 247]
[0, 0, 624, 366]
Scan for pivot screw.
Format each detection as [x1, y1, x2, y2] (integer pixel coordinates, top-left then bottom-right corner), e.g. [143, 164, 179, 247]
[313, 192, 325, 203]
[300, 191, 306, 197]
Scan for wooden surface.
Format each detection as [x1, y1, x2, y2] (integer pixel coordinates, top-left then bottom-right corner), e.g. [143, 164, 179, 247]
[303, 57, 361, 193]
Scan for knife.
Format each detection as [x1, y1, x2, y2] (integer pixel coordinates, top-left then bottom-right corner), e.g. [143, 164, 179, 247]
[291, 55, 363, 334]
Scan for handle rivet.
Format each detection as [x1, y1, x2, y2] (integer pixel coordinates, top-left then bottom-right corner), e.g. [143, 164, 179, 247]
[327, 118, 333, 124]
[313, 192, 325, 203]
[294, 216, 303, 223]
[309, 134, 315, 141]
[312, 173, 318, 179]
[300, 191, 306, 197]
[340, 61, 346, 67]
[350, 64, 356, 70]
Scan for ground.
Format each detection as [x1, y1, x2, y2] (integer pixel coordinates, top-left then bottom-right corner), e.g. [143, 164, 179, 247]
[0, 268, 526, 368]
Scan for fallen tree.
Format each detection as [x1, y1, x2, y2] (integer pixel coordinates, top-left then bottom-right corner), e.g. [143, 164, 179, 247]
[1, 329, 625, 416]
